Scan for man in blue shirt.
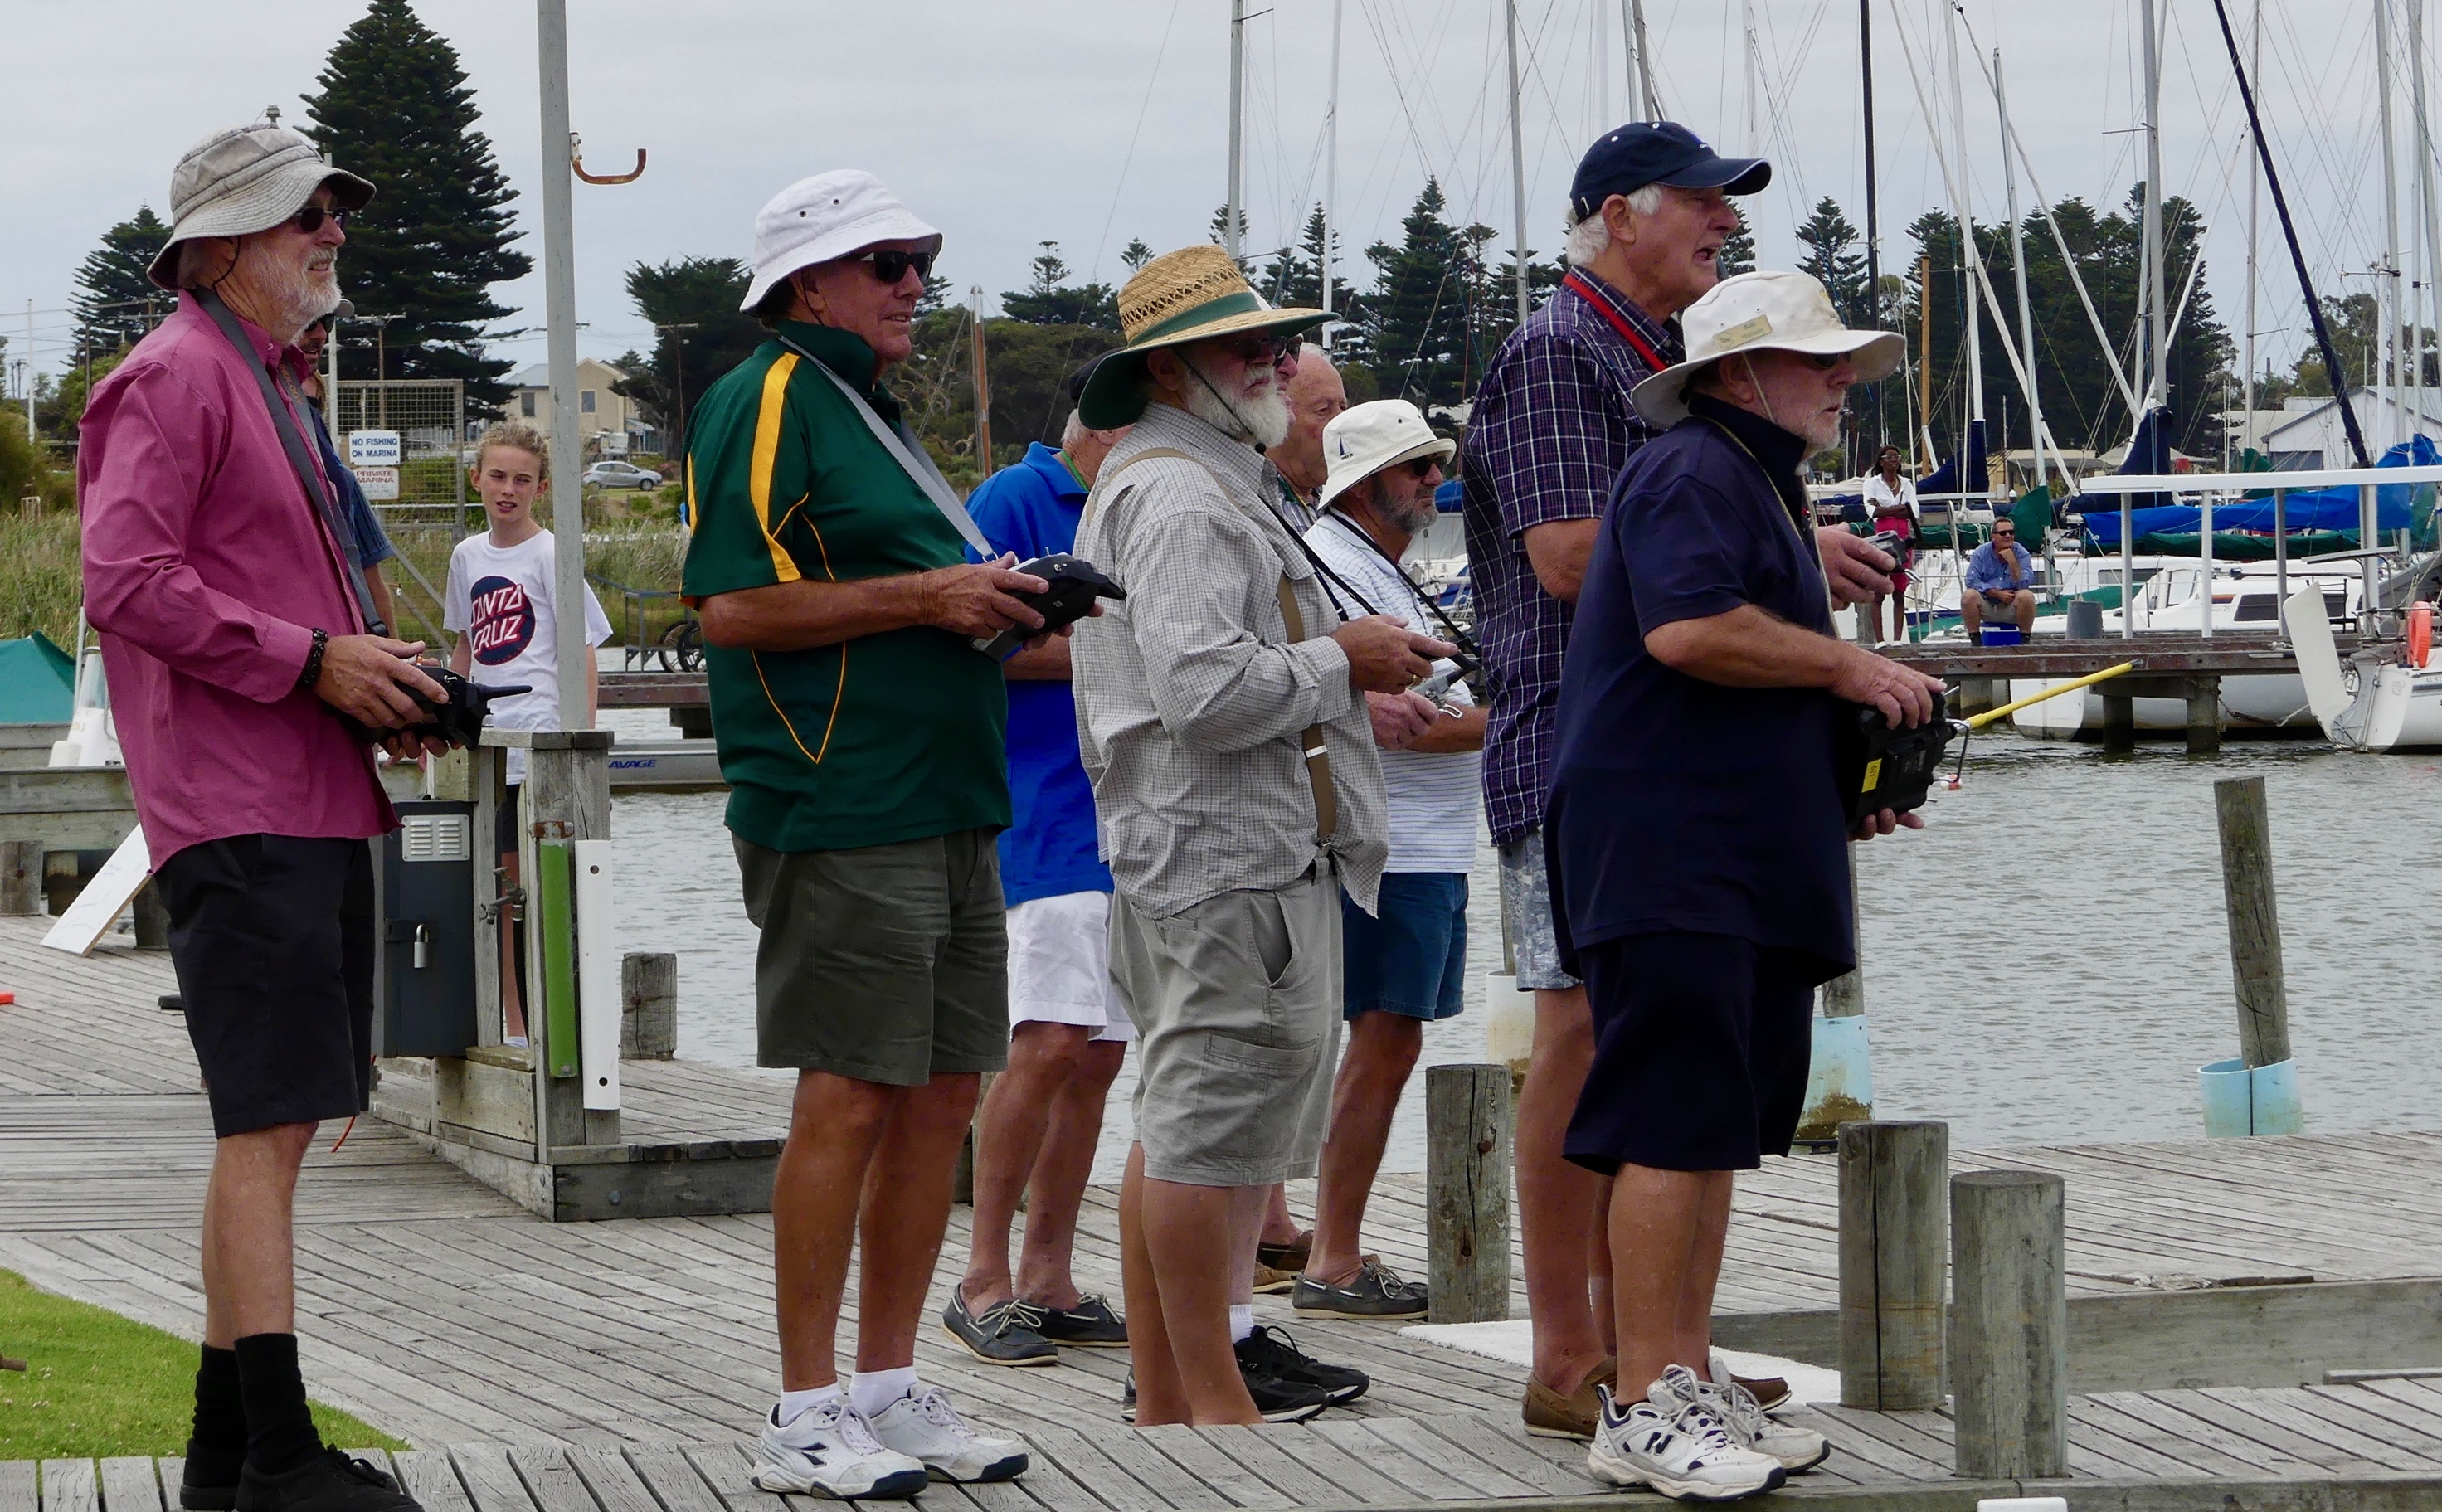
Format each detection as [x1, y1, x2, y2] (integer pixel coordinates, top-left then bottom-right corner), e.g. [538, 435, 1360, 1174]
[1549, 272, 1939, 1500]
[299, 307, 400, 634]
[1960, 518, 2036, 643]
[946, 361, 1135, 1367]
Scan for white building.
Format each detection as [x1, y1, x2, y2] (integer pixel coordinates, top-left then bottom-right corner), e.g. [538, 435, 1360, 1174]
[504, 359, 658, 455]
[2254, 388, 2442, 470]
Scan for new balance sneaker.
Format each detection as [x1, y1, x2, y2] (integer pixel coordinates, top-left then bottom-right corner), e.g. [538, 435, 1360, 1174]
[864, 1384, 1029, 1484]
[751, 1399, 928, 1500]
[941, 1289, 1058, 1367]
[1291, 1257, 1429, 1320]
[1585, 1383, 1784, 1503]
[1237, 1323, 1368, 1406]
[1657, 1363, 1828, 1473]
[1036, 1293, 1128, 1348]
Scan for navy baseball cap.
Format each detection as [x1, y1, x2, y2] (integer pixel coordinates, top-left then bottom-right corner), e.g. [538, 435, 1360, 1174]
[1569, 121, 1770, 219]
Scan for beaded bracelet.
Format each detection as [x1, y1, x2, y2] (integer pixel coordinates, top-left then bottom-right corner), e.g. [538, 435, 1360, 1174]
[295, 626, 328, 693]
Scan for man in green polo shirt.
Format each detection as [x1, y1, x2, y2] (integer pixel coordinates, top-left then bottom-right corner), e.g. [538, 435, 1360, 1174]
[683, 169, 1053, 1500]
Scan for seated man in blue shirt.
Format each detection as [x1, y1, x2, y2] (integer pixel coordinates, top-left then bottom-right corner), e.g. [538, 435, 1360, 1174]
[1549, 272, 1941, 1501]
[1960, 518, 2036, 644]
[946, 360, 1135, 1367]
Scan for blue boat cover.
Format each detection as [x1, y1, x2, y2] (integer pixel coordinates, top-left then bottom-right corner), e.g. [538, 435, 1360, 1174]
[2085, 435, 2437, 546]
[0, 633, 74, 724]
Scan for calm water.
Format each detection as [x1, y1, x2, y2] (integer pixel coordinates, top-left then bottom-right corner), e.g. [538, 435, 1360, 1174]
[601, 709, 2442, 1179]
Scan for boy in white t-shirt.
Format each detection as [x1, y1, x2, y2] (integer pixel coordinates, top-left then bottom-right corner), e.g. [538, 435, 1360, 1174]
[444, 421, 612, 1045]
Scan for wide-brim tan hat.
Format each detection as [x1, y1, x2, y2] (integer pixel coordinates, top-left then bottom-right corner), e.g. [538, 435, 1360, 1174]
[1316, 399, 1457, 513]
[148, 122, 374, 291]
[1077, 246, 1328, 429]
[1631, 269, 1904, 428]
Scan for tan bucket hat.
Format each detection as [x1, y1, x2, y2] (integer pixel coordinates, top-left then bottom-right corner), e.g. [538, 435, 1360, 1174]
[148, 122, 374, 291]
[1077, 246, 1327, 429]
[1630, 270, 1903, 428]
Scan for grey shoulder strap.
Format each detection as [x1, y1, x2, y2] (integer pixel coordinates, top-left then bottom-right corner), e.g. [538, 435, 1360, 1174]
[772, 332, 995, 559]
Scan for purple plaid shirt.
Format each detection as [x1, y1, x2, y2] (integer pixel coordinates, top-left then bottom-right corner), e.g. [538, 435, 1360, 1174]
[1459, 272, 1680, 845]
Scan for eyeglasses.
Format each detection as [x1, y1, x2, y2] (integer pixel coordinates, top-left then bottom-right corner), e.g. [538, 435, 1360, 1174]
[856, 248, 937, 284]
[1798, 351, 1846, 371]
[285, 205, 348, 235]
[1399, 457, 1441, 479]
[1222, 332, 1302, 366]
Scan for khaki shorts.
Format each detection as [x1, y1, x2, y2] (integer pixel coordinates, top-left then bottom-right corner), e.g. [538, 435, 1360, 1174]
[734, 829, 1010, 1085]
[1112, 863, 1341, 1187]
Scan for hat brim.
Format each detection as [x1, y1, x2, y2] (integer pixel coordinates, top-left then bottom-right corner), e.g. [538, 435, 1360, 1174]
[1631, 329, 1906, 430]
[1077, 304, 1329, 430]
[737, 218, 946, 311]
[147, 163, 375, 291]
[1315, 435, 1457, 513]
[1656, 155, 1772, 196]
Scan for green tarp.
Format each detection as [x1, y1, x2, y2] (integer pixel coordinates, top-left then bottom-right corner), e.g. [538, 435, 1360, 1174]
[0, 634, 75, 723]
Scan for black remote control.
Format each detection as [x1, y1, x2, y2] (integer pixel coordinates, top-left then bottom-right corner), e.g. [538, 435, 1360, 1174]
[974, 553, 1127, 660]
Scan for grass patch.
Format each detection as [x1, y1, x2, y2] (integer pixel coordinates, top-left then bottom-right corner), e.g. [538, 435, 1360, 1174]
[0, 1268, 406, 1460]
[0, 511, 83, 650]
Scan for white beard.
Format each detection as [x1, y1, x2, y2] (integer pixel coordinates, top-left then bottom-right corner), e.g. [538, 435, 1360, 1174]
[1182, 367, 1293, 450]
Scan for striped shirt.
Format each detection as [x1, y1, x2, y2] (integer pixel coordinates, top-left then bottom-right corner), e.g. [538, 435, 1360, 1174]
[1458, 272, 1679, 845]
[1304, 509, 1481, 875]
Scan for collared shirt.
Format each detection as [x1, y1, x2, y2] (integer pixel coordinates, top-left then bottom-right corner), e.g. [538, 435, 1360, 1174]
[1459, 270, 1681, 845]
[1861, 473, 1918, 521]
[306, 401, 396, 571]
[1548, 394, 1851, 978]
[1965, 541, 2035, 595]
[1072, 402, 1388, 916]
[1273, 472, 1319, 533]
[963, 441, 1111, 906]
[682, 320, 1007, 853]
[77, 292, 392, 866]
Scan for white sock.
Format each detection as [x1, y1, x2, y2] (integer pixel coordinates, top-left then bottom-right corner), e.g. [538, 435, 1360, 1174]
[849, 1365, 921, 1420]
[1229, 1305, 1255, 1343]
[775, 1383, 841, 1426]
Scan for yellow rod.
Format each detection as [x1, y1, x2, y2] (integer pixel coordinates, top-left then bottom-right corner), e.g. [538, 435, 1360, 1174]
[1963, 660, 2136, 729]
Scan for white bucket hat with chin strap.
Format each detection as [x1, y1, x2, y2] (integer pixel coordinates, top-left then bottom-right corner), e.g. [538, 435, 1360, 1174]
[1315, 399, 1457, 513]
[1630, 270, 1904, 429]
[739, 169, 943, 313]
[148, 122, 374, 291]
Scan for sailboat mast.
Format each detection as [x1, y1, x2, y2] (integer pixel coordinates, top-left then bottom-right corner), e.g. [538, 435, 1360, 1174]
[2378, 0, 2405, 451]
[1862, 0, 1883, 459]
[2140, 0, 2167, 414]
[2414, 0, 2440, 444]
[1943, 0, 1984, 450]
[1627, 0, 1657, 119]
[1226, 0, 1244, 261]
[1998, 51, 2045, 501]
[1323, 0, 1340, 348]
[1742, 0, 1760, 152]
[1506, 0, 1530, 326]
[2243, 1, 2260, 453]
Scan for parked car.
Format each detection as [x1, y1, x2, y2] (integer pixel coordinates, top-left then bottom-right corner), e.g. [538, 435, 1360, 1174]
[585, 460, 663, 489]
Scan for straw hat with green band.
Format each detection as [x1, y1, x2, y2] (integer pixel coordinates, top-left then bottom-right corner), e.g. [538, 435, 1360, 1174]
[1077, 245, 1330, 429]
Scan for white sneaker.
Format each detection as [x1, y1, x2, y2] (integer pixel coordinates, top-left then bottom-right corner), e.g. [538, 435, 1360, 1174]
[751, 1398, 929, 1500]
[1586, 1383, 1784, 1502]
[863, 1383, 1029, 1484]
[1664, 1361, 1831, 1473]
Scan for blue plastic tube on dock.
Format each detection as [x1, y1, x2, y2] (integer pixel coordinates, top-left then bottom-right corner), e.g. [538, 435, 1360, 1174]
[2199, 1057, 2305, 1137]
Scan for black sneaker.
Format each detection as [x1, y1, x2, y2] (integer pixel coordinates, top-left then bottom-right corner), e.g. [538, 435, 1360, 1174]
[1237, 1324, 1368, 1407]
[178, 1471, 237, 1511]
[235, 1451, 420, 1512]
[1120, 1359, 1330, 1425]
[941, 1288, 1058, 1367]
[1036, 1293, 1127, 1348]
[1291, 1257, 1429, 1320]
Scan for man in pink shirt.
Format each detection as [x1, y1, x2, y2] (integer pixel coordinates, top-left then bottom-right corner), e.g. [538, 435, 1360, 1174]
[79, 122, 444, 1512]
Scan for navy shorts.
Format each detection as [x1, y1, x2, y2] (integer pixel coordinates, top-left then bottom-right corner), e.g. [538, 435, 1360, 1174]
[1340, 873, 1468, 1022]
[1564, 931, 1816, 1174]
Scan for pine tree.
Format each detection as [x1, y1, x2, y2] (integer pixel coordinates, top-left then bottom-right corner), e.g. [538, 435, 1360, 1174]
[1793, 197, 1870, 328]
[301, 0, 530, 409]
[1717, 206, 1757, 278]
[615, 256, 762, 455]
[71, 207, 173, 360]
[1364, 181, 1472, 405]
[999, 241, 1118, 329]
[1120, 238, 1155, 274]
[1208, 207, 1253, 273]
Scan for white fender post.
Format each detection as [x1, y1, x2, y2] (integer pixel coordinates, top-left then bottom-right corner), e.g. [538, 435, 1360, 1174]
[573, 838, 620, 1111]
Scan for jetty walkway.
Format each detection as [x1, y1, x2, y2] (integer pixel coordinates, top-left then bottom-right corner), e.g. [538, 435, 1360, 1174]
[12, 918, 2442, 1509]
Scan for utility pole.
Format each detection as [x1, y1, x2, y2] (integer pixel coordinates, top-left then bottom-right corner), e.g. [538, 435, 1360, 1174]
[1226, 0, 1245, 262]
[653, 322, 698, 455]
[970, 287, 993, 470]
[22, 302, 33, 443]
[351, 313, 402, 424]
[1505, 0, 1531, 326]
[535, 0, 590, 725]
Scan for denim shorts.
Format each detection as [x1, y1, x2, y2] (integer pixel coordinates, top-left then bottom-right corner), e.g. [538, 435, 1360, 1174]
[1496, 829, 1581, 991]
[1341, 872, 1468, 1021]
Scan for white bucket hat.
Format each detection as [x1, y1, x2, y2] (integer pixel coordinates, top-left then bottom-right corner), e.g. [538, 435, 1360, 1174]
[1316, 399, 1458, 513]
[148, 122, 374, 291]
[739, 170, 944, 313]
[1630, 270, 1904, 428]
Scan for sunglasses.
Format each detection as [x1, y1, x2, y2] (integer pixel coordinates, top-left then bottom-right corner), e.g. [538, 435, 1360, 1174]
[285, 205, 349, 235]
[1399, 457, 1441, 479]
[1222, 332, 1303, 366]
[856, 248, 937, 284]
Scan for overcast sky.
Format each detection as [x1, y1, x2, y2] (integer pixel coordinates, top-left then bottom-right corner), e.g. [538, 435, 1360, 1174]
[1, 0, 2423, 439]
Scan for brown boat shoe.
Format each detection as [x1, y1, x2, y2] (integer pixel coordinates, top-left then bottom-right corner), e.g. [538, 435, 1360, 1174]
[1522, 1357, 1617, 1439]
[1256, 1230, 1312, 1272]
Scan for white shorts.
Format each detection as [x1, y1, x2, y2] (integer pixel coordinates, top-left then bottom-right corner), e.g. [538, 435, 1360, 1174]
[1006, 891, 1134, 1043]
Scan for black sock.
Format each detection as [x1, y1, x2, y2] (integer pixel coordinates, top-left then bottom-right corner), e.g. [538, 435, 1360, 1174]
[184, 1345, 247, 1485]
[233, 1333, 320, 1475]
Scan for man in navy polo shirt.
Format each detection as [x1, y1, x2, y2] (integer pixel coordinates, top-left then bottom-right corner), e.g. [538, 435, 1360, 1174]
[1460, 120, 1900, 1439]
[1549, 272, 1939, 1500]
[946, 360, 1136, 1367]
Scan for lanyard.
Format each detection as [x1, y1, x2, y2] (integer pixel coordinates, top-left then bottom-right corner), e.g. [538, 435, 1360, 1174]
[1561, 271, 1669, 372]
[771, 332, 997, 559]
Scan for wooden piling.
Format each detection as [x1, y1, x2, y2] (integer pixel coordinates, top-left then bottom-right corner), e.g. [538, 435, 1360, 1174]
[2102, 693, 2135, 752]
[130, 881, 168, 950]
[0, 842, 40, 916]
[1426, 1062, 1513, 1323]
[2184, 677, 2221, 756]
[620, 952, 677, 1061]
[2216, 776, 2290, 1069]
[1837, 1121, 1948, 1409]
[1951, 1169, 2069, 1479]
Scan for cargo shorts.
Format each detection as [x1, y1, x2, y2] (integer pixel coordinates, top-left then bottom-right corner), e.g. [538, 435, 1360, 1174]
[1111, 862, 1341, 1187]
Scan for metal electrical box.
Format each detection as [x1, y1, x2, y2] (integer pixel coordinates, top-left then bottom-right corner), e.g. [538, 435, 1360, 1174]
[375, 799, 479, 1057]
